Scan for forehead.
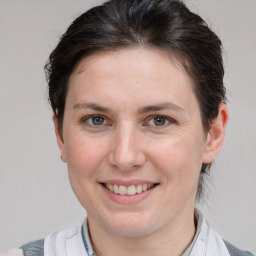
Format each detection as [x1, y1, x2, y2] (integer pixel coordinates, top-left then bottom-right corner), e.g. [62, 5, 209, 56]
[72, 47, 189, 81]
[68, 47, 197, 109]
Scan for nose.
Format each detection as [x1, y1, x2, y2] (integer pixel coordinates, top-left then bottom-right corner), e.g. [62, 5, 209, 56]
[108, 123, 146, 171]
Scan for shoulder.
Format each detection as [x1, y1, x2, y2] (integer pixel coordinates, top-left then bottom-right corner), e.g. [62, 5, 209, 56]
[224, 240, 255, 256]
[19, 239, 44, 256]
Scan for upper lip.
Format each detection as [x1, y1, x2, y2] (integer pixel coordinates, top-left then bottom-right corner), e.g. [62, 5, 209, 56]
[99, 179, 159, 186]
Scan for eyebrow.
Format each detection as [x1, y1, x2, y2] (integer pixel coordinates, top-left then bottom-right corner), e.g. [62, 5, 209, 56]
[73, 102, 111, 112]
[138, 102, 185, 114]
[73, 102, 184, 114]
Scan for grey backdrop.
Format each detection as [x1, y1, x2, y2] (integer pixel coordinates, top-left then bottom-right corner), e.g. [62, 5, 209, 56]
[0, 0, 255, 253]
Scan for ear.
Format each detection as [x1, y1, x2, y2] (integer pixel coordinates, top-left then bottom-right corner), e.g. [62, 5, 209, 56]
[202, 103, 229, 163]
[53, 114, 67, 163]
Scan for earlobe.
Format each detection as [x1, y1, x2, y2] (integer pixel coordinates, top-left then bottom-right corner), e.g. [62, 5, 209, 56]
[202, 103, 229, 163]
[53, 114, 67, 163]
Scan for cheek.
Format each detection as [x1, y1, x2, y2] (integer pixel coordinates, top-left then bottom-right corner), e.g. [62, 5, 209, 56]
[63, 133, 109, 208]
[64, 132, 106, 178]
[147, 135, 203, 183]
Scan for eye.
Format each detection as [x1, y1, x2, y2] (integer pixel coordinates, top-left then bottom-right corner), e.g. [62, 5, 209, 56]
[84, 115, 108, 126]
[146, 115, 173, 127]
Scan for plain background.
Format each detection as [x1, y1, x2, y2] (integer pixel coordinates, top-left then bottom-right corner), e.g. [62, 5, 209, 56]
[0, 0, 255, 253]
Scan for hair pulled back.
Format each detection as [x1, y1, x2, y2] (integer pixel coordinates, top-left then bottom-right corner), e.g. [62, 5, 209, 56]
[45, 0, 226, 200]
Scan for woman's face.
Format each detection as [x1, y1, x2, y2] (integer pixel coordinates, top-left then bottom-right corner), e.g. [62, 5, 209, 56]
[55, 47, 215, 237]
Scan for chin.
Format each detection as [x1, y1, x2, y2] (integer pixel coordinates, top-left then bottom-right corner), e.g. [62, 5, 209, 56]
[103, 212, 157, 238]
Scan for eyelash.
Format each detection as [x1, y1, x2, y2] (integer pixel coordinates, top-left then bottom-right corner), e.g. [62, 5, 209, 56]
[82, 115, 109, 127]
[81, 115, 175, 129]
[145, 115, 174, 128]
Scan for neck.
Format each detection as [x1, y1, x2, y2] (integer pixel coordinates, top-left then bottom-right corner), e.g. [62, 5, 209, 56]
[87, 208, 196, 256]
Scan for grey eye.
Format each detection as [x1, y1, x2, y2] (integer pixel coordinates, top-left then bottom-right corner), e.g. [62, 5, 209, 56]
[91, 116, 105, 125]
[153, 116, 167, 126]
[85, 116, 106, 126]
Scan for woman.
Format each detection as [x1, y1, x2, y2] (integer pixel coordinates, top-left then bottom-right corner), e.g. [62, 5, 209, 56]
[2, 0, 254, 255]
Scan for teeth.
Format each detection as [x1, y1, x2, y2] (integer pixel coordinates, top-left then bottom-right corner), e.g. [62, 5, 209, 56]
[136, 184, 143, 193]
[109, 184, 114, 192]
[127, 185, 136, 196]
[113, 184, 119, 194]
[142, 184, 148, 192]
[105, 183, 156, 195]
[119, 185, 127, 195]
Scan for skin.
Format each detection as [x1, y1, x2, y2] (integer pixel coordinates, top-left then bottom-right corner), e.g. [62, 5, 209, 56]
[54, 47, 228, 256]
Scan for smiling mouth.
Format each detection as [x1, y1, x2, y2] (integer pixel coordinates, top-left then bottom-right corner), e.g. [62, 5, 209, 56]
[102, 183, 158, 196]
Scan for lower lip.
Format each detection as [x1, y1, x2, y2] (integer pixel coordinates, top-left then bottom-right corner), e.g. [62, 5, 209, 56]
[101, 184, 157, 204]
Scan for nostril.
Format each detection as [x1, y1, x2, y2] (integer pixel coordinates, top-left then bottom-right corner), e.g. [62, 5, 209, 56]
[108, 150, 146, 171]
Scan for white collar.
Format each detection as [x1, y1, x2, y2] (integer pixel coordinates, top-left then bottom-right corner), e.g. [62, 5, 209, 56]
[190, 216, 230, 256]
[44, 214, 230, 256]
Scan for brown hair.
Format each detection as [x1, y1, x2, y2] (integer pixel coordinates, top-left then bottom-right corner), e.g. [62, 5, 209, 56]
[45, 0, 226, 200]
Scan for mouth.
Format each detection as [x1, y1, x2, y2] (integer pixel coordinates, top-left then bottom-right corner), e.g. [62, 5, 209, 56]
[102, 183, 159, 196]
